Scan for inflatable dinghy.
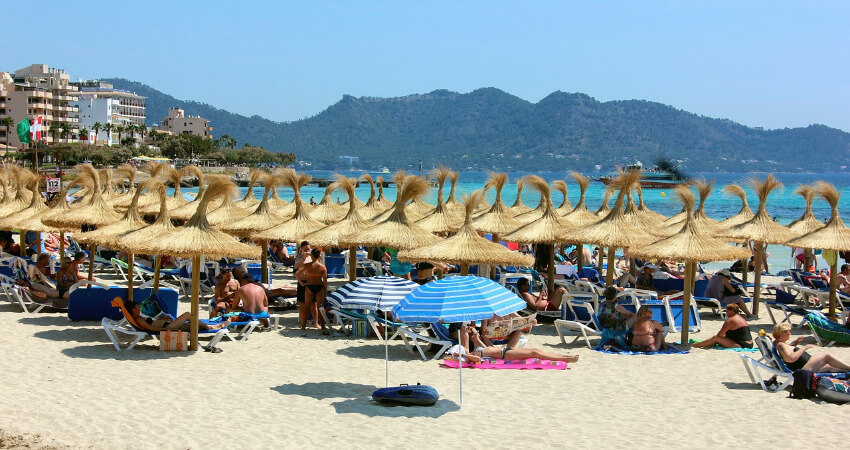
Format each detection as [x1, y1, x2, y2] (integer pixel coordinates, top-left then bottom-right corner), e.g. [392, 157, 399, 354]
[372, 383, 438, 406]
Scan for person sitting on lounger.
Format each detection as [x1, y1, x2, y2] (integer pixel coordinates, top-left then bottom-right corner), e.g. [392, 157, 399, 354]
[459, 323, 579, 363]
[597, 286, 636, 332]
[631, 305, 667, 352]
[230, 266, 270, 326]
[773, 323, 850, 372]
[836, 264, 850, 295]
[26, 253, 61, 298]
[516, 277, 567, 312]
[124, 298, 231, 332]
[705, 269, 752, 317]
[211, 269, 240, 318]
[693, 304, 753, 349]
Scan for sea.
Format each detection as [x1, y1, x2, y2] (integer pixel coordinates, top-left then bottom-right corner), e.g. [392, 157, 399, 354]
[174, 171, 850, 273]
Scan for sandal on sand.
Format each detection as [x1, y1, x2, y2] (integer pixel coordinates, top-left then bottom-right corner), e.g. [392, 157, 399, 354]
[203, 346, 223, 353]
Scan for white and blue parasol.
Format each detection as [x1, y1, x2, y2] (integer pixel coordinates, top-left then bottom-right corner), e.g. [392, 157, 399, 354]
[328, 275, 419, 311]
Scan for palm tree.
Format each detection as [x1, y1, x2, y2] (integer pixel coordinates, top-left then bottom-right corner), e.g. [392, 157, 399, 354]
[92, 122, 102, 145]
[137, 123, 147, 144]
[1, 116, 14, 149]
[79, 127, 89, 143]
[102, 123, 113, 146]
[49, 123, 61, 144]
[59, 122, 72, 143]
[115, 124, 125, 145]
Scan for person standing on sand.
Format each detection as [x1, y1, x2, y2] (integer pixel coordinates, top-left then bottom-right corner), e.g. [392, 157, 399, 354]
[298, 248, 328, 335]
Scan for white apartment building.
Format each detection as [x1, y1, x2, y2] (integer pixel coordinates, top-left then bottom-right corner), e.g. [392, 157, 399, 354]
[72, 81, 146, 146]
[154, 108, 212, 139]
[0, 64, 80, 147]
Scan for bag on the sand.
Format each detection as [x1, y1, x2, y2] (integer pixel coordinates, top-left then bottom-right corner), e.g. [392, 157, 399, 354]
[159, 331, 188, 351]
[790, 369, 818, 399]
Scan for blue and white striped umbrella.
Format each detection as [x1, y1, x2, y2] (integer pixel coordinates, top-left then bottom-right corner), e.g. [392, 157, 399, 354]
[392, 276, 526, 323]
[328, 276, 420, 311]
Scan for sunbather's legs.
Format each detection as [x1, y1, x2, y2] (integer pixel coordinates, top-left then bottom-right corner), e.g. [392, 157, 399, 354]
[547, 286, 567, 309]
[736, 300, 752, 317]
[29, 282, 59, 298]
[804, 352, 850, 372]
[692, 335, 740, 348]
[653, 330, 667, 350]
[492, 347, 579, 363]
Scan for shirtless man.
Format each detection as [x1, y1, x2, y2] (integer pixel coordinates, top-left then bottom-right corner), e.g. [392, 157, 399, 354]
[231, 267, 269, 315]
[211, 269, 240, 318]
[837, 264, 850, 294]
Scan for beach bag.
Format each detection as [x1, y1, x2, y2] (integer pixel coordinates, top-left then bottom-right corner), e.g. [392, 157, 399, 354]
[790, 370, 818, 399]
[159, 331, 188, 351]
[353, 319, 373, 338]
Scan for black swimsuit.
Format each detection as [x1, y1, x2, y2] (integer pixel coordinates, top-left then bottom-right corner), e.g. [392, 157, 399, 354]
[785, 348, 811, 371]
[725, 326, 753, 348]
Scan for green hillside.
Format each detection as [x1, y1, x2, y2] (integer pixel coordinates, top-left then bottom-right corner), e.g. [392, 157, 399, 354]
[104, 79, 850, 172]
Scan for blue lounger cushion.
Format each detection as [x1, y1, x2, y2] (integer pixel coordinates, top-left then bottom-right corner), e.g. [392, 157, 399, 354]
[68, 286, 179, 322]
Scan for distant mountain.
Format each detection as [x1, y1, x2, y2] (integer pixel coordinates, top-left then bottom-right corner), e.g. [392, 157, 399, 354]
[104, 78, 850, 172]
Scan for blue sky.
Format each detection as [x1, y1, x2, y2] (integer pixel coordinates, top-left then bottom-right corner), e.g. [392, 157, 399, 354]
[3, 1, 848, 131]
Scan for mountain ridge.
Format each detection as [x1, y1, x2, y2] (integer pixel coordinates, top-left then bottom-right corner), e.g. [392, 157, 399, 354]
[102, 78, 850, 172]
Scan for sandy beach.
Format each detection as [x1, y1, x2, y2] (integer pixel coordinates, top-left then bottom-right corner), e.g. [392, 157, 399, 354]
[1, 270, 848, 449]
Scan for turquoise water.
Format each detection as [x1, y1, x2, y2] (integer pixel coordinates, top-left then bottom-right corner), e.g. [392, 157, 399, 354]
[173, 171, 850, 273]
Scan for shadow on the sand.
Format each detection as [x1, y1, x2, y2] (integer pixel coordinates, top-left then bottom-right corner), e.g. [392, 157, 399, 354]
[270, 381, 377, 400]
[331, 397, 460, 417]
[336, 343, 421, 361]
[16, 315, 78, 326]
[61, 344, 194, 360]
[34, 327, 107, 343]
[722, 381, 765, 391]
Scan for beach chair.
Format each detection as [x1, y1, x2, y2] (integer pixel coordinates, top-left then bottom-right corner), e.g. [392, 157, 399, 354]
[765, 289, 813, 328]
[4, 283, 63, 313]
[692, 279, 726, 317]
[805, 311, 850, 347]
[325, 254, 346, 278]
[554, 310, 602, 349]
[397, 323, 454, 361]
[739, 335, 793, 393]
[110, 258, 153, 283]
[662, 297, 702, 334]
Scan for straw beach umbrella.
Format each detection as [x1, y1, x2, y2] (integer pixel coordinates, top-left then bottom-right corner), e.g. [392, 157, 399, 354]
[375, 176, 393, 210]
[514, 182, 549, 226]
[716, 183, 756, 284]
[233, 169, 263, 210]
[309, 181, 346, 224]
[400, 190, 534, 271]
[594, 187, 613, 218]
[561, 172, 599, 269]
[372, 172, 409, 222]
[206, 180, 252, 227]
[359, 174, 387, 219]
[560, 171, 654, 286]
[415, 167, 463, 234]
[472, 173, 522, 239]
[553, 180, 572, 216]
[659, 180, 721, 236]
[503, 175, 574, 294]
[139, 166, 189, 215]
[112, 162, 164, 212]
[724, 174, 797, 315]
[444, 171, 465, 216]
[0, 167, 35, 217]
[106, 164, 138, 208]
[0, 176, 49, 231]
[252, 172, 326, 278]
[636, 186, 667, 223]
[509, 179, 532, 216]
[139, 179, 261, 350]
[339, 175, 440, 255]
[630, 186, 751, 343]
[169, 166, 209, 221]
[304, 176, 374, 281]
[786, 185, 825, 271]
[786, 182, 850, 318]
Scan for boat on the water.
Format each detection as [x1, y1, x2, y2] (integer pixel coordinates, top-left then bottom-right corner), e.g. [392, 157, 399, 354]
[597, 160, 689, 189]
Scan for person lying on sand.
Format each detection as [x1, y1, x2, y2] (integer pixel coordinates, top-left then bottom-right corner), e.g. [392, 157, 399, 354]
[454, 322, 579, 363]
[125, 298, 231, 332]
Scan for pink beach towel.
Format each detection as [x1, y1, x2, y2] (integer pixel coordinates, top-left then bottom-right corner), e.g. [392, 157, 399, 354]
[441, 358, 567, 370]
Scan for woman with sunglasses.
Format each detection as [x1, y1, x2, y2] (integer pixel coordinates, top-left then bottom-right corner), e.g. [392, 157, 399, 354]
[692, 304, 753, 349]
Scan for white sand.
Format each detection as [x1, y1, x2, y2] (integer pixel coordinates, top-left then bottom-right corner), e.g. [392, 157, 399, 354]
[1, 277, 848, 449]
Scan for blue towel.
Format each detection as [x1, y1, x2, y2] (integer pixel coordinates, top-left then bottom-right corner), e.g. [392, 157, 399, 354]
[594, 345, 688, 355]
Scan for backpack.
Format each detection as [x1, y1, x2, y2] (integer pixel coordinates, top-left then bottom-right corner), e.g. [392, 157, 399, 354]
[790, 369, 818, 399]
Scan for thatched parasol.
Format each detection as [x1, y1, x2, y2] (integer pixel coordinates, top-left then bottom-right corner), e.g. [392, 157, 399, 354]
[514, 181, 549, 226]
[169, 166, 210, 221]
[594, 187, 613, 218]
[339, 176, 440, 251]
[0, 169, 8, 205]
[43, 164, 122, 229]
[561, 172, 600, 269]
[206, 179, 251, 226]
[304, 176, 374, 281]
[139, 166, 189, 215]
[631, 186, 751, 343]
[716, 184, 755, 230]
[76, 178, 159, 246]
[111, 162, 164, 211]
[0, 167, 36, 217]
[252, 171, 326, 250]
[375, 176, 394, 210]
[359, 174, 388, 219]
[623, 189, 665, 238]
[142, 178, 261, 350]
[509, 179, 532, 216]
[99, 168, 119, 201]
[724, 174, 797, 315]
[472, 173, 522, 236]
[0, 176, 48, 231]
[233, 169, 264, 210]
[659, 180, 721, 236]
[503, 175, 575, 293]
[785, 185, 825, 272]
[309, 180, 347, 224]
[636, 185, 667, 223]
[106, 164, 137, 206]
[553, 180, 572, 216]
[399, 190, 534, 272]
[444, 171, 465, 216]
[786, 182, 850, 317]
[371, 172, 408, 222]
[106, 179, 174, 254]
[415, 167, 463, 233]
[560, 171, 655, 285]
[220, 173, 284, 237]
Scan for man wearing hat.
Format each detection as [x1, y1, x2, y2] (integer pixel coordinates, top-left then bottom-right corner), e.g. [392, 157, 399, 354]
[706, 269, 752, 317]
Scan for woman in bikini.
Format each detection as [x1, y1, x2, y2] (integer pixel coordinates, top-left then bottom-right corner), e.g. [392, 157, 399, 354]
[631, 305, 667, 352]
[124, 298, 231, 332]
[461, 324, 579, 363]
[300, 248, 328, 334]
[693, 304, 753, 349]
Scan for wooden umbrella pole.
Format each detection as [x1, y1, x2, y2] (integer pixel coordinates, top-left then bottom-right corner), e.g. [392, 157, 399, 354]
[628, 250, 636, 276]
[127, 253, 134, 305]
[489, 234, 499, 280]
[576, 243, 584, 270]
[680, 260, 695, 345]
[740, 241, 748, 285]
[190, 255, 200, 351]
[349, 245, 357, 281]
[87, 245, 96, 281]
[59, 231, 65, 269]
[547, 243, 555, 295]
[752, 241, 764, 316]
[597, 246, 604, 275]
[261, 240, 269, 285]
[605, 248, 615, 286]
[460, 263, 469, 276]
[19, 231, 26, 257]
[153, 254, 161, 293]
[804, 249, 813, 272]
[829, 260, 838, 319]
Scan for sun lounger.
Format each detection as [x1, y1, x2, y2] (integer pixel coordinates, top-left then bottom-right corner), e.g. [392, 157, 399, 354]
[67, 280, 179, 322]
[739, 335, 793, 393]
[765, 289, 814, 328]
[398, 323, 454, 361]
[805, 311, 850, 347]
[5, 283, 66, 313]
[554, 311, 602, 349]
[325, 254, 346, 278]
